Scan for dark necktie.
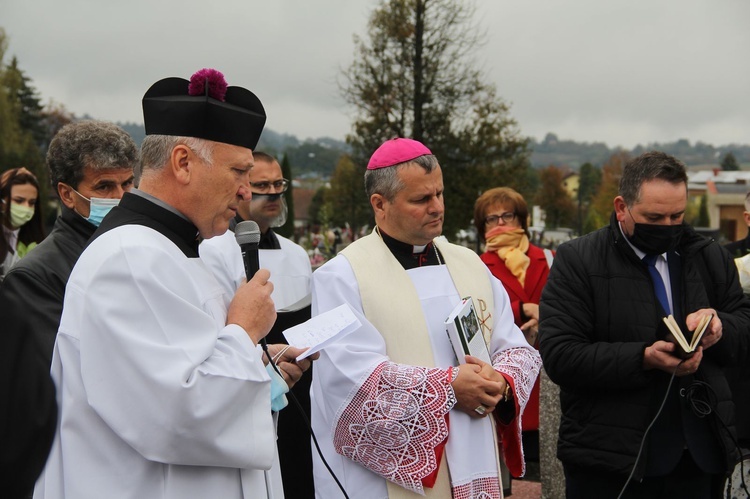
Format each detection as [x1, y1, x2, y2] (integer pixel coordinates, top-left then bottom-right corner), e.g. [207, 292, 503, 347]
[643, 254, 671, 314]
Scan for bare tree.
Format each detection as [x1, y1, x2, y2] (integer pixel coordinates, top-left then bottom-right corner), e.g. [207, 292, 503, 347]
[341, 0, 530, 238]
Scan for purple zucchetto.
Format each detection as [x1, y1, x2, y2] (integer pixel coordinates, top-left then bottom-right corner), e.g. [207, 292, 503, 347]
[142, 68, 265, 150]
[367, 138, 433, 170]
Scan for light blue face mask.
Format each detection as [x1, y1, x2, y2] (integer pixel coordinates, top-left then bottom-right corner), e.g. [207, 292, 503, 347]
[70, 188, 120, 227]
[265, 363, 289, 411]
[86, 197, 120, 227]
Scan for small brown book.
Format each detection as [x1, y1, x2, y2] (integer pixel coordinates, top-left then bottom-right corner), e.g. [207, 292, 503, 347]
[662, 313, 713, 358]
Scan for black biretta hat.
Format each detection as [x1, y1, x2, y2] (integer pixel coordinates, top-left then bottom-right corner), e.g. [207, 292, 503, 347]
[142, 68, 266, 150]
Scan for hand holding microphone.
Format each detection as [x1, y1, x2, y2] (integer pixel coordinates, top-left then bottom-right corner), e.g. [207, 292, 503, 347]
[226, 221, 276, 344]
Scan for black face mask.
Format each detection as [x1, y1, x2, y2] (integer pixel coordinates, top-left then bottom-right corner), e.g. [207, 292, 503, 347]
[628, 222, 684, 255]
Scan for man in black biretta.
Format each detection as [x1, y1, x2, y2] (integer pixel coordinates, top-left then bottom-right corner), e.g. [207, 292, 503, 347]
[35, 69, 316, 499]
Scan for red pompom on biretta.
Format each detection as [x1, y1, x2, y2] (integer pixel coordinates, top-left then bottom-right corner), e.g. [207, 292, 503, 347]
[188, 68, 228, 101]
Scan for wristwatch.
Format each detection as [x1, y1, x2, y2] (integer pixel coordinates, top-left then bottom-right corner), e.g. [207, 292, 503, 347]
[503, 383, 513, 402]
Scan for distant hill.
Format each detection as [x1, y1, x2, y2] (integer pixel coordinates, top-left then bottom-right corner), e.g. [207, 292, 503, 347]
[530, 133, 750, 169]
[257, 130, 350, 176]
[117, 122, 350, 176]
[119, 122, 146, 145]
[116, 123, 749, 174]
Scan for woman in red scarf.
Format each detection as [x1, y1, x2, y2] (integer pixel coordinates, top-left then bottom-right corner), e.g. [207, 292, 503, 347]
[473, 187, 552, 466]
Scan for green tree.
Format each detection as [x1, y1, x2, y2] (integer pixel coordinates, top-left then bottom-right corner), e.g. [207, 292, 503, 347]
[1, 61, 44, 197]
[275, 154, 296, 239]
[0, 29, 26, 173]
[589, 151, 630, 227]
[5, 56, 45, 147]
[341, 0, 530, 239]
[0, 31, 70, 204]
[582, 208, 602, 235]
[308, 186, 330, 227]
[695, 194, 710, 227]
[721, 152, 740, 171]
[324, 155, 372, 231]
[578, 162, 601, 205]
[577, 162, 602, 235]
[534, 166, 576, 229]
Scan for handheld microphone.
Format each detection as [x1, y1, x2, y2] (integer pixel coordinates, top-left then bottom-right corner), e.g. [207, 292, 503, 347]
[235, 222, 350, 498]
[234, 219, 271, 350]
[234, 220, 261, 281]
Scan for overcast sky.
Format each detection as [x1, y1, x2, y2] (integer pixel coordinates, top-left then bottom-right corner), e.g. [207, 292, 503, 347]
[3, 0, 749, 149]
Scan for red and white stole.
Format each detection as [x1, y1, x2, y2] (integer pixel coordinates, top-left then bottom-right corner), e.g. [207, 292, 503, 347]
[341, 231, 501, 498]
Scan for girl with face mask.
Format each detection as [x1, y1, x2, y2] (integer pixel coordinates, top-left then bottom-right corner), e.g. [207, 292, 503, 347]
[1, 167, 46, 281]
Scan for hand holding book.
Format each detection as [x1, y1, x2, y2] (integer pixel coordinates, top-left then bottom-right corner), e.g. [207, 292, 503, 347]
[643, 340, 703, 375]
[686, 309, 722, 350]
[662, 312, 714, 358]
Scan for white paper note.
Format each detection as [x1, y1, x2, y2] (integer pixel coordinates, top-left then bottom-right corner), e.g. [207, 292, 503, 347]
[283, 303, 361, 360]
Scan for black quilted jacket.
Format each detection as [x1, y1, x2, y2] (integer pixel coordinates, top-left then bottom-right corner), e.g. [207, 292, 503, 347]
[539, 213, 750, 478]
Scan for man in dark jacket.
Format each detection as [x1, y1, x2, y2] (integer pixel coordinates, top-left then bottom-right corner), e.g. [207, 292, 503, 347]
[0, 120, 137, 497]
[723, 191, 750, 452]
[539, 151, 750, 499]
[724, 191, 750, 258]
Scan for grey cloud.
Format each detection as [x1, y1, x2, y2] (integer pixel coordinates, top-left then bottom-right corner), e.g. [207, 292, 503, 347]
[3, 0, 748, 149]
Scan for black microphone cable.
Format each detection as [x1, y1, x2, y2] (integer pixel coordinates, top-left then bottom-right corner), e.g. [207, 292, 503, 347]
[234, 222, 349, 497]
[616, 363, 749, 499]
[259, 340, 350, 499]
[616, 362, 681, 499]
[681, 379, 749, 498]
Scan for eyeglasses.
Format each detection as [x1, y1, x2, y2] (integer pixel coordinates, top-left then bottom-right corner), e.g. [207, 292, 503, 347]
[485, 212, 517, 226]
[249, 179, 289, 194]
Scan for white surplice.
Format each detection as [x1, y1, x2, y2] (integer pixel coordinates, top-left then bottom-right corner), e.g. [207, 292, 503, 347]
[35, 225, 280, 499]
[200, 229, 312, 310]
[310, 253, 539, 499]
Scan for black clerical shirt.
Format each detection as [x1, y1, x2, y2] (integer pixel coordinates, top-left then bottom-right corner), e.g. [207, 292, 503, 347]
[377, 227, 443, 270]
[229, 214, 281, 250]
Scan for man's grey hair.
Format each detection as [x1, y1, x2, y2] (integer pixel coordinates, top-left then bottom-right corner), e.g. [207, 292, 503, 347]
[46, 120, 139, 190]
[619, 151, 688, 206]
[744, 191, 750, 212]
[364, 154, 439, 201]
[138, 135, 215, 182]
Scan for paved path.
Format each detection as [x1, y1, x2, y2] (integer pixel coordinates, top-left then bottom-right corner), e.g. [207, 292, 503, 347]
[509, 479, 542, 498]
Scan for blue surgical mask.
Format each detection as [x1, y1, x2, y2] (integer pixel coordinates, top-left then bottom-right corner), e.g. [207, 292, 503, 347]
[70, 187, 119, 227]
[265, 363, 289, 411]
[86, 197, 119, 227]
